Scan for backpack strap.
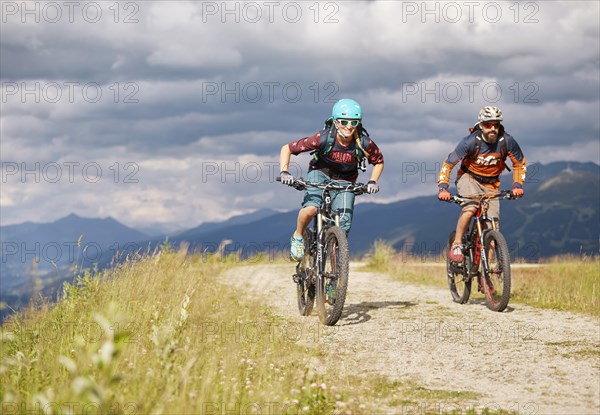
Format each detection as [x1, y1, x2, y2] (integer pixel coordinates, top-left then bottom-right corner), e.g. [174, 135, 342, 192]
[313, 120, 371, 162]
[468, 128, 508, 160]
[464, 129, 511, 176]
[311, 127, 336, 162]
[498, 136, 510, 171]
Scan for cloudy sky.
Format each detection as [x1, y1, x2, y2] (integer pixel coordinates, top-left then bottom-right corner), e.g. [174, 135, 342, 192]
[1, 0, 599, 234]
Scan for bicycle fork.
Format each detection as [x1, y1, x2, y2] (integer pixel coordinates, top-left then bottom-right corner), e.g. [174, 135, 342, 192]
[471, 219, 490, 292]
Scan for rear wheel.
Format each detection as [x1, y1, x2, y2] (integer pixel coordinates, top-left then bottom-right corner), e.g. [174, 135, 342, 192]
[296, 229, 316, 316]
[296, 270, 315, 316]
[446, 231, 472, 304]
[482, 230, 511, 312]
[316, 226, 349, 326]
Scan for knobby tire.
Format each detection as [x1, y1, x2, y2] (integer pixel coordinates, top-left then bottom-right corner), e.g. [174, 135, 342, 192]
[316, 226, 349, 326]
[297, 229, 316, 316]
[482, 230, 511, 312]
[446, 231, 472, 304]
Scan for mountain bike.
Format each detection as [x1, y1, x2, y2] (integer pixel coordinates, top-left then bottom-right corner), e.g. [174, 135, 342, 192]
[277, 177, 368, 325]
[442, 191, 516, 312]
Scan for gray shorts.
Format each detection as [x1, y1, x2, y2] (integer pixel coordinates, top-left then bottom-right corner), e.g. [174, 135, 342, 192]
[456, 174, 499, 219]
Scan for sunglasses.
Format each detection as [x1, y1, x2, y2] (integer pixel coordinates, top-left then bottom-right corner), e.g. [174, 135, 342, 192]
[336, 119, 360, 127]
[481, 122, 500, 129]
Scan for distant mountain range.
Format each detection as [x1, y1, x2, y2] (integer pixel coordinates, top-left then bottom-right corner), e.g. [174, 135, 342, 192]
[0, 215, 149, 320]
[1, 161, 598, 319]
[164, 161, 600, 260]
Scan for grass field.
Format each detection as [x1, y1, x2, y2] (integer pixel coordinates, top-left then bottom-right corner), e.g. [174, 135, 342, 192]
[1, 244, 511, 414]
[361, 240, 600, 317]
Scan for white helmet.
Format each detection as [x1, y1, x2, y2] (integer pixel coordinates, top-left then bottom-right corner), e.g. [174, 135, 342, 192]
[478, 106, 503, 123]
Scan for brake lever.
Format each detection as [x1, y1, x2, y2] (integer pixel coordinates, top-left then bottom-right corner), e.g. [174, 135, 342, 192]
[501, 190, 515, 200]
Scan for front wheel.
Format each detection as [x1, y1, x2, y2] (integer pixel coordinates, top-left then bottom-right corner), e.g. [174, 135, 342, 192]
[446, 231, 472, 304]
[316, 226, 349, 326]
[482, 230, 511, 312]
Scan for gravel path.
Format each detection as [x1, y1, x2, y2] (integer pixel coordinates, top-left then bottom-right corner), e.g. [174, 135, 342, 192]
[221, 262, 600, 414]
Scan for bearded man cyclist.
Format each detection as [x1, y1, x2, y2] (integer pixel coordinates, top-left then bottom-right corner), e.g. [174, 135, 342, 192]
[279, 98, 384, 261]
[437, 106, 527, 263]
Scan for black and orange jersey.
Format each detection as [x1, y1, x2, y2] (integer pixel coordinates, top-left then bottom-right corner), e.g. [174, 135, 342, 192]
[438, 127, 526, 190]
[288, 131, 384, 182]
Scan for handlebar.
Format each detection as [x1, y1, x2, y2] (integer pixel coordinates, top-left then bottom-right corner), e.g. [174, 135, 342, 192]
[276, 177, 368, 195]
[443, 190, 516, 205]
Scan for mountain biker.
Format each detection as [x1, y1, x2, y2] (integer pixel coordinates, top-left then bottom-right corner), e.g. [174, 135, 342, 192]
[279, 98, 385, 261]
[437, 106, 527, 263]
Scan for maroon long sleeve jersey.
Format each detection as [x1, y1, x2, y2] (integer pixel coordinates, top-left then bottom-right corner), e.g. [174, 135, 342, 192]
[288, 131, 384, 182]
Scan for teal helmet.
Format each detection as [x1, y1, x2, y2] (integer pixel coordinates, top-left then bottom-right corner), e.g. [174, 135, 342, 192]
[332, 98, 362, 120]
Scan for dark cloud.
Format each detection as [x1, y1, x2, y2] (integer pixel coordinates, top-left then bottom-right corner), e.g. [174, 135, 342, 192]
[1, 1, 598, 228]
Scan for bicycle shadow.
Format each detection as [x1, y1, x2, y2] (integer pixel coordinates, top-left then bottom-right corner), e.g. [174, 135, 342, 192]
[339, 300, 418, 326]
[468, 298, 516, 313]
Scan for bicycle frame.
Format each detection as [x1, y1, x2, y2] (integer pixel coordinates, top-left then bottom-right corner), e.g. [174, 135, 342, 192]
[465, 195, 498, 277]
[313, 189, 340, 278]
[298, 181, 364, 281]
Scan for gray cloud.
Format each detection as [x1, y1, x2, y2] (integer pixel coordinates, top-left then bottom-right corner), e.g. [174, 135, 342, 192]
[1, 0, 598, 229]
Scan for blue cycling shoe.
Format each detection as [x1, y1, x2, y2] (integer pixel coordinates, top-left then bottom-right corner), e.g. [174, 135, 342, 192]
[290, 233, 304, 261]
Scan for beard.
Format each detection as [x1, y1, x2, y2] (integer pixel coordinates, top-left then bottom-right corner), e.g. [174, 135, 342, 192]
[482, 130, 498, 143]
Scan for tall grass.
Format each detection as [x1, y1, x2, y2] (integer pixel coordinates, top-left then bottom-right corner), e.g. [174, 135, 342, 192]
[1, 247, 367, 414]
[362, 242, 600, 316]
[2, 243, 537, 414]
[511, 256, 600, 315]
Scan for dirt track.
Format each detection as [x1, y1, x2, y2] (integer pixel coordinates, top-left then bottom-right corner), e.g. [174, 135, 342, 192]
[221, 262, 600, 415]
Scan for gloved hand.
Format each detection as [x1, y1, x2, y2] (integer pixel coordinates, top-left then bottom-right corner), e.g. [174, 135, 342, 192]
[367, 180, 379, 194]
[280, 171, 294, 185]
[438, 188, 451, 201]
[511, 187, 524, 198]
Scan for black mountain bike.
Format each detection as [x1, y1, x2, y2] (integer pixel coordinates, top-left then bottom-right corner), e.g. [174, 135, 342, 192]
[277, 177, 367, 325]
[443, 191, 516, 312]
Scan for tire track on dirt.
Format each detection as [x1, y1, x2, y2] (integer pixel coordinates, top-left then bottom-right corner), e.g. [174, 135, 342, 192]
[221, 262, 600, 414]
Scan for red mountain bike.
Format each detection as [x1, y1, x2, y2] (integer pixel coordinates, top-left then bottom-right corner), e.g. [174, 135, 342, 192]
[443, 191, 516, 312]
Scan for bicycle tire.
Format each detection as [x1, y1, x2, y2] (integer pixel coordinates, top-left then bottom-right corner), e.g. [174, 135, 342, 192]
[316, 226, 349, 326]
[296, 229, 316, 316]
[446, 231, 472, 304]
[482, 230, 511, 312]
[296, 272, 315, 316]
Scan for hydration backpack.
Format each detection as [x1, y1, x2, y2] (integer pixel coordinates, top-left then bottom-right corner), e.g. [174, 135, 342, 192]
[311, 118, 371, 171]
[466, 126, 511, 173]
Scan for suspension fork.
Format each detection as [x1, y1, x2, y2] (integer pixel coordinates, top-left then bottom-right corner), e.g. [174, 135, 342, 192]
[476, 220, 491, 278]
[316, 211, 325, 276]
